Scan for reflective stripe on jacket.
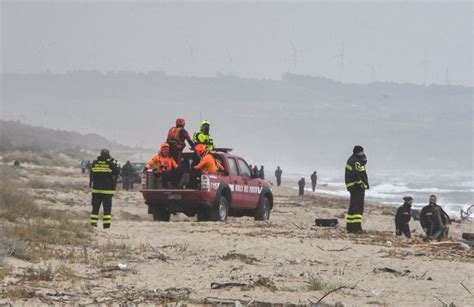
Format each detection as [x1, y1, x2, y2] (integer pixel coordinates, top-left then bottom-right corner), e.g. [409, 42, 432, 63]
[90, 157, 120, 194]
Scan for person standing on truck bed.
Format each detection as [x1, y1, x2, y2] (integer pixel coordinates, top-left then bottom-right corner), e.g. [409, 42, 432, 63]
[193, 120, 214, 151]
[345, 145, 369, 234]
[89, 149, 120, 229]
[167, 118, 195, 163]
[194, 144, 224, 174]
[144, 143, 178, 188]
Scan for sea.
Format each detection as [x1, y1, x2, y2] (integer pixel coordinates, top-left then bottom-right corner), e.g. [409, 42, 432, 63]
[288, 169, 473, 219]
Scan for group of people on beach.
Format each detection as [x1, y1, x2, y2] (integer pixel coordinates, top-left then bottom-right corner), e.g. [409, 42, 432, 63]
[395, 194, 451, 241]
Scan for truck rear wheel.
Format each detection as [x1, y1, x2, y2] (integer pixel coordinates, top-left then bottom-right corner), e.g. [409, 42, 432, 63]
[209, 196, 228, 222]
[152, 209, 171, 222]
[197, 209, 209, 222]
[255, 197, 271, 221]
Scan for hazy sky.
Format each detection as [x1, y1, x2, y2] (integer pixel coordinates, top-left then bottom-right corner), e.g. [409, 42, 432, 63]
[1, 0, 472, 86]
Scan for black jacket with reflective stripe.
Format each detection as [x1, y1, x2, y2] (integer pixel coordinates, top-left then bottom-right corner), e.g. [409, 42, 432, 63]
[90, 156, 120, 192]
[345, 155, 369, 191]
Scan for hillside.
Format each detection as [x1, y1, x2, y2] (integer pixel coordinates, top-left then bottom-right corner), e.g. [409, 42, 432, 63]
[1, 72, 472, 171]
[0, 120, 129, 153]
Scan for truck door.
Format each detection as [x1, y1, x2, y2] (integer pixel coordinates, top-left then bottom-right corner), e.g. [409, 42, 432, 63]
[236, 159, 258, 208]
[227, 158, 246, 207]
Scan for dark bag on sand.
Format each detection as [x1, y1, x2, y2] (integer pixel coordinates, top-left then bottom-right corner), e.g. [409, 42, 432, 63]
[315, 218, 339, 227]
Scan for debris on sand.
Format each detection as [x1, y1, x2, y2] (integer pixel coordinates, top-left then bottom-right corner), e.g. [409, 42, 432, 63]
[220, 251, 259, 264]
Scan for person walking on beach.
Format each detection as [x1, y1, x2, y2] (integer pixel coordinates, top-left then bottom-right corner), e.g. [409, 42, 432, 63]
[275, 166, 282, 186]
[310, 171, 318, 192]
[420, 195, 450, 241]
[345, 145, 369, 234]
[395, 196, 413, 238]
[298, 177, 306, 196]
[89, 149, 120, 228]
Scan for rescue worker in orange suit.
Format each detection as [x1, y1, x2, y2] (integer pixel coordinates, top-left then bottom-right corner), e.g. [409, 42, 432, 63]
[89, 149, 120, 228]
[345, 145, 369, 234]
[144, 143, 178, 188]
[194, 144, 224, 174]
[395, 196, 413, 238]
[166, 118, 195, 163]
[420, 195, 450, 241]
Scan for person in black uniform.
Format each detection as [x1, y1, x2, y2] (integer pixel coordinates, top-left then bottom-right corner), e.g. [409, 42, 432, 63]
[275, 166, 283, 186]
[345, 145, 369, 233]
[89, 149, 120, 228]
[298, 177, 306, 196]
[420, 195, 450, 241]
[310, 171, 318, 192]
[395, 196, 413, 238]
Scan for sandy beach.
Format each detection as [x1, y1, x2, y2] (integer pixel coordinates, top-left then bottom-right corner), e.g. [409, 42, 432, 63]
[1, 161, 473, 306]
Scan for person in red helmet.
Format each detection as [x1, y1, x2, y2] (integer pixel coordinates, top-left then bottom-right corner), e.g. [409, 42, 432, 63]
[194, 144, 224, 174]
[144, 143, 178, 188]
[166, 118, 195, 163]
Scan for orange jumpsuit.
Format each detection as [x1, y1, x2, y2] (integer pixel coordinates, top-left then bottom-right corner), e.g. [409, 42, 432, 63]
[146, 154, 178, 173]
[194, 154, 224, 173]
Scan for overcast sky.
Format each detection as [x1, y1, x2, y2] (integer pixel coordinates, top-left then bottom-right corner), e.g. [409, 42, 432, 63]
[1, 0, 472, 86]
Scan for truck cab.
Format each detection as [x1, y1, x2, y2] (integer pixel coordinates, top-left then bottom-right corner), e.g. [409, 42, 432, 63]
[140, 151, 273, 222]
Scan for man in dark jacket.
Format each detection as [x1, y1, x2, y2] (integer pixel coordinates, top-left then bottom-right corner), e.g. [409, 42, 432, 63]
[420, 195, 450, 241]
[310, 171, 318, 192]
[298, 177, 306, 196]
[395, 196, 413, 238]
[345, 145, 369, 233]
[89, 149, 120, 228]
[252, 165, 259, 178]
[275, 166, 282, 186]
[121, 160, 135, 191]
[259, 166, 265, 179]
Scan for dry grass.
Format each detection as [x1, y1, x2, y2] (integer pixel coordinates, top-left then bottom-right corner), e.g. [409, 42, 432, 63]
[21, 263, 55, 282]
[27, 177, 51, 189]
[221, 251, 259, 264]
[3, 220, 91, 246]
[2, 285, 36, 300]
[0, 236, 37, 264]
[0, 264, 13, 280]
[0, 179, 69, 222]
[306, 275, 339, 291]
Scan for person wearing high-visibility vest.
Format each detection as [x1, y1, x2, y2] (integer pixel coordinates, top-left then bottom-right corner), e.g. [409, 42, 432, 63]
[193, 120, 214, 151]
[89, 149, 120, 228]
[345, 145, 369, 234]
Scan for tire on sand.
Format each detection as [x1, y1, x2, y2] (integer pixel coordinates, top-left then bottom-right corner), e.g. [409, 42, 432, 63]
[196, 209, 209, 222]
[152, 208, 171, 222]
[209, 195, 229, 222]
[255, 196, 271, 221]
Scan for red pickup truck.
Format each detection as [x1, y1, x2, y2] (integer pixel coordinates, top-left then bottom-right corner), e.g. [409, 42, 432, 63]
[140, 151, 273, 222]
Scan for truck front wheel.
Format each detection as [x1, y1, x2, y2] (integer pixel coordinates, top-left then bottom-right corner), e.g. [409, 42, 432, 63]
[255, 197, 271, 221]
[209, 196, 229, 222]
[152, 209, 171, 222]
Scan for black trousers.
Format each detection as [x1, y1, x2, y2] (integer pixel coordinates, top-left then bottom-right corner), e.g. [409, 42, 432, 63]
[312, 181, 317, 192]
[299, 186, 304, 196]
[91, 193, 113, 228]
[122, 176, 133, 190]
[346, 189, 365, 233]
[276, 177, 281, 186]
[396, 226, 411, 238]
